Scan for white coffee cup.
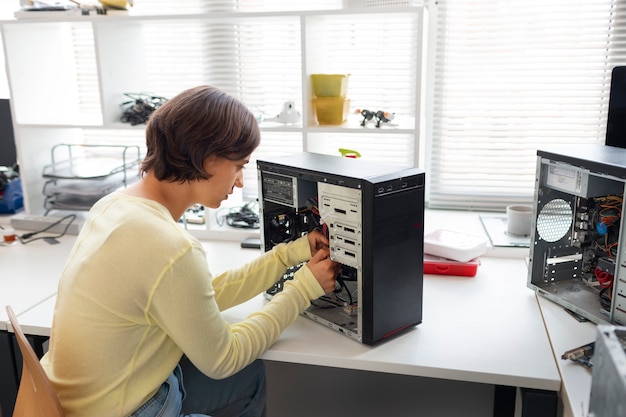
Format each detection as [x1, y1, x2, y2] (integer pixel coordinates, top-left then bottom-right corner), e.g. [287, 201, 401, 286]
[506, 205, 533, 236]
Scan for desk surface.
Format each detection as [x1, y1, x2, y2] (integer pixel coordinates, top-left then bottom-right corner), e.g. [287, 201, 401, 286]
[4, 239, 260, 333]
[224, 257, 560, 391]
[1, 210, 562, 398]
[538, 295, 597, 417]
[0, 236, 75, 330]
[4, 242, 561, 394]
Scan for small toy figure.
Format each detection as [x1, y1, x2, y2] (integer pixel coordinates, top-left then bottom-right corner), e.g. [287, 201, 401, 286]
[356, 109, 375, 126]
[375, 110, 394, 128]
[265, 101, 301, 124]
[356, 109, 395, 127]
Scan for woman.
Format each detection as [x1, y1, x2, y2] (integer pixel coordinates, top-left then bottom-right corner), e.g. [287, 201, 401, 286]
[41, 85, 340, 417]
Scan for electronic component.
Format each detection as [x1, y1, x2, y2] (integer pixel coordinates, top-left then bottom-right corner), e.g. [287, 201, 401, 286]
[528, 144, 626, 325]
[561, 341, 595, 369]
[258, 152, 425, 345]
[120, 93, 168, 126]
[181, 204, 205, 225]
[215, 202, 259, 229]
[240, 237, 261, 249]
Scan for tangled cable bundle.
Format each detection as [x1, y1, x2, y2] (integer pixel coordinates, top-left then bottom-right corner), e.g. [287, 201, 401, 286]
[120, 93, 168, 125]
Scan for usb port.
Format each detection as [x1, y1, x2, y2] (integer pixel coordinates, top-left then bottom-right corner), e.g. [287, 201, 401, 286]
[344, 226, 355, 233]
[335, 208, 347, 214]
[344, 238, 355, 246]
[344, 251, 356, 258]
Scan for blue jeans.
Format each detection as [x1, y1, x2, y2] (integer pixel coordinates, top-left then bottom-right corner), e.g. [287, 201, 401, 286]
[129, 357, 267, 417]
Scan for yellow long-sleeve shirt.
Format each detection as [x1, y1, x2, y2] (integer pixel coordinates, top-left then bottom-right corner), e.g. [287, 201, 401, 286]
[41, 192, 324, 417]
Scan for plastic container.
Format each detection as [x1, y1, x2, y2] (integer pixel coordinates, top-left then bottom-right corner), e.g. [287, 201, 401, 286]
[423, 229, 488, 263]
[313, 97, 351, 125]
[311, 74, 350, 97]
[424, 254, 480, 277]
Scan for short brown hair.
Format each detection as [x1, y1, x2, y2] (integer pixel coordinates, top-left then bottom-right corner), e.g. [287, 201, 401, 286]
[141, 85, 260, 182]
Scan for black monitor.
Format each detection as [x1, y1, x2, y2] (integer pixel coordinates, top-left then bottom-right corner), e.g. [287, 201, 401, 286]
[606, 66, 626, 149]
[0, 98, 17, 167]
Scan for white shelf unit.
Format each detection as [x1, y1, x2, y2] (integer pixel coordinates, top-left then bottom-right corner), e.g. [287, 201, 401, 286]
[0, 6, 424, 239]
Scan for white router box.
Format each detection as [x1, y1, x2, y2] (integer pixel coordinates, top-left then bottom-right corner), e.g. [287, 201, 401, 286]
[10, 212, 84, 236]
[424, 229, 488, 263]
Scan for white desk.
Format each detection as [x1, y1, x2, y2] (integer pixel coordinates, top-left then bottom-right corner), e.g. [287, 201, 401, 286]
[0, 230, 77, 417]
[538, 296, 597, 417]
[14, 254, 560, 392]
[1, 210, 569, 417]
[9, 240, 262, 336]
[224, 257, 560, 391]
[0, 236, 75, 330]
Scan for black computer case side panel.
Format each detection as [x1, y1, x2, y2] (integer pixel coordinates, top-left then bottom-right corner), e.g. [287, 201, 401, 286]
[361, 180, 425, 345]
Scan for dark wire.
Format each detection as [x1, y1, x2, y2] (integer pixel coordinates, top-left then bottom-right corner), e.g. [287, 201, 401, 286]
[216, 201, 259, 229]
[18, 214, 77, 244]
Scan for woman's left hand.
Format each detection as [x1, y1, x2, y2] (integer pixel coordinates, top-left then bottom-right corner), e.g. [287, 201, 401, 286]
[307, 229, 329, 257]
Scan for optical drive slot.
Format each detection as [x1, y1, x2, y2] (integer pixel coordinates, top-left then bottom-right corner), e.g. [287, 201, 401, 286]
[335, 234, 358, 248]
[337, 223, 357, 235]
[333, 246, 359, 268]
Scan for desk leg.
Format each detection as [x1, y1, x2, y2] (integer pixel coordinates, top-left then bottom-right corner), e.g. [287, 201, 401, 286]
[0, 331, 18, 417]
[493, 386, 557, 417]
[520, 388, 557, 417]
[493, 385, 516, 417]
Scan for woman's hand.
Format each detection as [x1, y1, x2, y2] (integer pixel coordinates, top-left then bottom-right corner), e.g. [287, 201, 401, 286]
[307, 229, 329, 257]
[306, 248, 341, 294]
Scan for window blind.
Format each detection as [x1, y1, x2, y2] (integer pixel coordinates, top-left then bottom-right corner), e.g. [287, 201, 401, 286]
[142, 15, 306, 199]
[425, 0, 626, 211]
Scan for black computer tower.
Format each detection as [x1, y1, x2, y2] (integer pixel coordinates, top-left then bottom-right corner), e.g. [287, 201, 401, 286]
[257, 152, 425, 345]
[528, 144, 626, 325]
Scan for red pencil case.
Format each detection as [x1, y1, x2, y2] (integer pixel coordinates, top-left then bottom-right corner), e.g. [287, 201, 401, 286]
[424, 254, 480, 277]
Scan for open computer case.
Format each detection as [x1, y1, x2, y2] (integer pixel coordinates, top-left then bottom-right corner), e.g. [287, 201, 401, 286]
[257, 152, 425, 345]
[527, 145, 626, 325]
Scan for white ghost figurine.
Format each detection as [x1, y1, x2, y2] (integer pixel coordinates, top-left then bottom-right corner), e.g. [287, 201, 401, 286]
[265, 101, 301, 124]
